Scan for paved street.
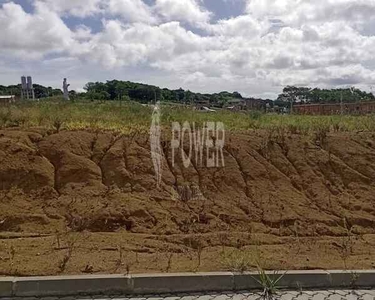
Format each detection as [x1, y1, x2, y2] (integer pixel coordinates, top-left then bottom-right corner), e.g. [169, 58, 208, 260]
[2, 290, 375, 300]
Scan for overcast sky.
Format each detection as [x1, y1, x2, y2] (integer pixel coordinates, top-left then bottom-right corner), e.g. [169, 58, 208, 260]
[1, 0, 375, 99]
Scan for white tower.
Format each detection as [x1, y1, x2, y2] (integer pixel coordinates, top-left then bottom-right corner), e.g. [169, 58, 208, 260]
[63, 78, 70, 100]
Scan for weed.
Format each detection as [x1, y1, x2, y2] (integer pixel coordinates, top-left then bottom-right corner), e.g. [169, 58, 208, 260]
[54, 230, 61, 249]
[314, 124, 330, 146]
[341, 217, 354, 269]
[56, 231, 88, 273]
[165, 253, 173, 272]
[220, 248, 253, 273]
[287, 124, 298, 135]
[218, 232, 227, 252]
[82, 264, 94, 274]
[350, 271, 360, 289]
[253, 267, 287, 300]
[248, 110, 263, 120]
[333, 122, 340, 132]
[8, 245, 15, 262]
[293, 221, 301, 255]
[58, 251, 71, 273]
[0, 108, 11, 127]
[7, 245, 16, 273]
[275, 126, 289, 155]
[195, 243, 203, 272]
[58, 244, 73, 273]
[125, 263, 131, 275]
[259, 129, 275, 159]
[10, 108, 27, 127]
[114, 245, 124, 271]
[53, 118, 64, 133]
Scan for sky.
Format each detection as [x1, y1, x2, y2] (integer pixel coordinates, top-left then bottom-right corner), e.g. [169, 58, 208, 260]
[1, 0, 375, 99]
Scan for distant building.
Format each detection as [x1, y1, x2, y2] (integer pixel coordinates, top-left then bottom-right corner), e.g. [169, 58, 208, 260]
[226, 98, 265, 111]
[294, 101, 375, 115]
[244, 98, 265, 110]
[21, 76, 35, 100]
[0, 95, 16, 104]
[226, 99, 245, 111]
[195, 99, 210, 109]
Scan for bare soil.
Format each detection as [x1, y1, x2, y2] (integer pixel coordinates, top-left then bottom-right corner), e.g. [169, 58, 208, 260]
[1, 128, 375, 276]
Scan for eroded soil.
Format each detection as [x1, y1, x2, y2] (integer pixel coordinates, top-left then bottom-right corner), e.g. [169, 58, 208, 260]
[1, 128, 375, 275]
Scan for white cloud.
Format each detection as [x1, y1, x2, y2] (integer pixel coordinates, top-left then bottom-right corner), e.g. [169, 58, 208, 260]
[74, 25, 93, 41]
[246, 0, 375, 28]
[155, 0, 212, 26]
[1, 0, 375, 98]
[206, 15, 266, 37]
[105, 0, 157, 23]
[246, 0, 292, 18]
[36, 0, 102, 17]
[0, 2, 74, 58]
[78, 20, 220, 68]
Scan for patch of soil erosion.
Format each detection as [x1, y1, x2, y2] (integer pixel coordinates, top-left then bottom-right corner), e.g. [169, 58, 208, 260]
[1, 128, 375, 275]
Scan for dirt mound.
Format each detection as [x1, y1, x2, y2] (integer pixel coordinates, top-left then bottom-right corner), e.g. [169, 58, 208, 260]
[1, 128, 375, 275]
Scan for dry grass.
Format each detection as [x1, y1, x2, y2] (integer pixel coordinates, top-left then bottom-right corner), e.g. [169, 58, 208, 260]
[220, 248, 255, 273]
[1, 98, 375, 134]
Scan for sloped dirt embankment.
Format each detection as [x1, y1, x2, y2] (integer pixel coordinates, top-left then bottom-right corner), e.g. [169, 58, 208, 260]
[1, 128, 375, 275]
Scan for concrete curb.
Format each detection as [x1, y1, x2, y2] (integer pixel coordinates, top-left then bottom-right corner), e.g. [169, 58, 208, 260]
[0, 270, 375, 297]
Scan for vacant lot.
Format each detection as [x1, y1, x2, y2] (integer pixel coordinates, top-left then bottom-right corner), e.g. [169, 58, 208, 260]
[1, 101, 375, 275]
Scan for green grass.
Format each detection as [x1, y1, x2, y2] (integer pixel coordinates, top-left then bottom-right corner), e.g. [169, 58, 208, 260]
[1, 98, 375, 134]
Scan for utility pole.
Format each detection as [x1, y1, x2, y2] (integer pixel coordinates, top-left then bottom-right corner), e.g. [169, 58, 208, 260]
[350, 87, 355, 102]
[340, 91, 343, 115]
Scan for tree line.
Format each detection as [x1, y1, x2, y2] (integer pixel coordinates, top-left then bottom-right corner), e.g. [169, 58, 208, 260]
[0, 84, 63, 99]
[1, 81, 374, 106]
[278, 86, 375, 104]
[83, 80, 244, 106]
